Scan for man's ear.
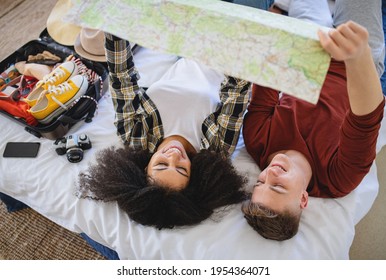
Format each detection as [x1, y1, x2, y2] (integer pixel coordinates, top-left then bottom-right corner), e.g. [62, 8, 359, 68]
[300, 191, 308, 209]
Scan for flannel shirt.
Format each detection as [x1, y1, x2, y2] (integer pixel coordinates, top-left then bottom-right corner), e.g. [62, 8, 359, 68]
[105, 33, 250, 156]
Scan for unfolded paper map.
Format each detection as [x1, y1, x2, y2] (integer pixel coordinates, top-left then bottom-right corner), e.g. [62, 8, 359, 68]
[66, 0, 331, 104]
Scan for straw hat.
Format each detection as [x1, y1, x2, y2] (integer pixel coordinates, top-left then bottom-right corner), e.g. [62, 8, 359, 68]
[46, 0, 81, 46]
[74, 28, 106, 62]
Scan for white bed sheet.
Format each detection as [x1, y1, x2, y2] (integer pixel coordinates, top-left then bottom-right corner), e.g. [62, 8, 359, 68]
[1, 50, 385, 259]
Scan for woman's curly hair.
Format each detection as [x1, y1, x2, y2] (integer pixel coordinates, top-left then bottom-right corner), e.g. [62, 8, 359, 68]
[78, 146, 247, 229]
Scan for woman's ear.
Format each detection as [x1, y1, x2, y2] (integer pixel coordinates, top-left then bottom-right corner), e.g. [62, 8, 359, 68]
[147, 175, 155, 185]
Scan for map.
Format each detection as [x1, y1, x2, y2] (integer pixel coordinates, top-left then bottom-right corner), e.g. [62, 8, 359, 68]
[66, 0, 331, 104]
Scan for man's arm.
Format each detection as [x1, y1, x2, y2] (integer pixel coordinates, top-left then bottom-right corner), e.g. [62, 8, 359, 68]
[242, 83, 280, 157]
[318, 21, 384, 116]
[318, 21, 385, 195]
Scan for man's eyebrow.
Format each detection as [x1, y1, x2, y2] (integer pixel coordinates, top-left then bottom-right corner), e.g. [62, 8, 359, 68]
[269, 185, 286, 194]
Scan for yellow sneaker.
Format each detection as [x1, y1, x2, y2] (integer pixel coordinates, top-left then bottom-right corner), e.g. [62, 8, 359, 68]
[30, 75, 88, 124]
[23, 61, 78, 107]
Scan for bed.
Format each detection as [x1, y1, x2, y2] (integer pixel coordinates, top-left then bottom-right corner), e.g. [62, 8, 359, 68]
[1, 46, 385, 260]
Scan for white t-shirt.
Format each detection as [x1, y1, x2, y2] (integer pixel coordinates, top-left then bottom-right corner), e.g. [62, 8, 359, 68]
[146, 58, 225, 151]
[133, 47, 179, 88]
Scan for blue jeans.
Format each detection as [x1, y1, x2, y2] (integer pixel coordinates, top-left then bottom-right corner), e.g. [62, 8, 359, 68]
[381, 0, 386, 94]
[229, 0, 274, 10]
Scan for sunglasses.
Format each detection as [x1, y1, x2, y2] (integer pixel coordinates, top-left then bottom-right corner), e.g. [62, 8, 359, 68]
[0, 75, 38, 102]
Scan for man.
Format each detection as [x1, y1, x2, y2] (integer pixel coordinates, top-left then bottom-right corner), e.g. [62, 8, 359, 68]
[242, 0, 385, 241]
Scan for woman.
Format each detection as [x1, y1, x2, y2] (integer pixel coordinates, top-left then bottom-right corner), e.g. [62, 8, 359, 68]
[79, 33, 251, 229]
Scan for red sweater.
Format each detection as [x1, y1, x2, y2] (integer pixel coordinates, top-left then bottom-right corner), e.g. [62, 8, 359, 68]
[243, 60, 385, 198]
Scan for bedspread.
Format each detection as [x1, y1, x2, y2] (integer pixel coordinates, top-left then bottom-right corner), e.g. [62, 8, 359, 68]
[1, 48, 385, 260]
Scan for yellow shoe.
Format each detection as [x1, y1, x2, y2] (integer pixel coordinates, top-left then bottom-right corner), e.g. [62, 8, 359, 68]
[23, 61, 78, 107]
[30, 75, 88, 124]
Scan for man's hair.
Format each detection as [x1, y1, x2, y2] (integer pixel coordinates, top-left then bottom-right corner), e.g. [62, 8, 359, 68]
[78, 146, 247, 229]
[241, 198, 301, 241]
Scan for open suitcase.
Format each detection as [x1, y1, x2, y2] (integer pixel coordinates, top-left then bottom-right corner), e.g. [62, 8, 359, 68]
[0, 29, 108, 140]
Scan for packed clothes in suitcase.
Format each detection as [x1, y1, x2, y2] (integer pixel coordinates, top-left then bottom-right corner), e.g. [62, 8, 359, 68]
[0, 29, 108, 140]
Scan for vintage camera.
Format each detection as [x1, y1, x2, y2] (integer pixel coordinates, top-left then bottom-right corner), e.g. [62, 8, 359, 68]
[54, 134, 92, 163]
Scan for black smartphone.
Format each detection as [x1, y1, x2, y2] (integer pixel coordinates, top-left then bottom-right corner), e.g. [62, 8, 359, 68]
[3, 142, 41, 158]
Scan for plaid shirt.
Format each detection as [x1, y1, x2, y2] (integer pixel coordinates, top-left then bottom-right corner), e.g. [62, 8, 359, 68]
[105, 33, 250, 156]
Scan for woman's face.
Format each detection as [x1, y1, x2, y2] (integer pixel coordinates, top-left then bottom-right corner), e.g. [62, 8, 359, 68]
[146, 140, 192, 190]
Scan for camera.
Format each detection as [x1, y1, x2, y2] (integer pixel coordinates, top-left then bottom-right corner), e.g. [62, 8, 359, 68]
[54, 134, 92, 163]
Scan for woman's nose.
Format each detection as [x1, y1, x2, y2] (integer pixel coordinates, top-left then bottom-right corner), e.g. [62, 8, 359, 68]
[165, 150, 181, 161]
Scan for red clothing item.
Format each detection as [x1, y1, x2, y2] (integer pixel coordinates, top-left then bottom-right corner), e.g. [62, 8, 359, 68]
[0, 92, 38, 126]
[243, 60, 385, 198]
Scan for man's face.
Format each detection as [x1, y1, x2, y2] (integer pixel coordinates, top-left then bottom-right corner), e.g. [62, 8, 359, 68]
[251, 152, 310, 213]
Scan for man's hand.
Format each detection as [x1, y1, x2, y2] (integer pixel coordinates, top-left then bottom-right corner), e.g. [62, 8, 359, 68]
[318, 21, 384, 116]
[318, 21, 370, 63]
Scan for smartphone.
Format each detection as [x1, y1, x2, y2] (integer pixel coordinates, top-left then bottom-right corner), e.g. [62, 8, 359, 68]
[3, 142, 41, 158]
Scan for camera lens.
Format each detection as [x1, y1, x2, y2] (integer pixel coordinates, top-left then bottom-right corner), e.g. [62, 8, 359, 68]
[66, 147, 84, 163]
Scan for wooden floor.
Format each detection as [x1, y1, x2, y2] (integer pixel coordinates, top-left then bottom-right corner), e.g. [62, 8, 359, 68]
[0, 0, 59, 61]
[1, 0, 386, 260]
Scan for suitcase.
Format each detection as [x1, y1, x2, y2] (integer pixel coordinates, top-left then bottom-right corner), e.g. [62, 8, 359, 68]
[0, 29, 108, 140]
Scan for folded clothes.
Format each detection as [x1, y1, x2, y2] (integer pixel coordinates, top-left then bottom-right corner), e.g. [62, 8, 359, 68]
[15, 61, 53, 81]
[27, 50, 62, 65]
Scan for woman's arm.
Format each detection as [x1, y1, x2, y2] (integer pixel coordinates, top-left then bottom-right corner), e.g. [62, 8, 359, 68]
[105, 33, 140, 141]
[105, 33, 162, 151]
[202, 76, 250, 156]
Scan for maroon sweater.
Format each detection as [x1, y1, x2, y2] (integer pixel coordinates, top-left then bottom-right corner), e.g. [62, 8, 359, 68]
[243, 60, 385, 198]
